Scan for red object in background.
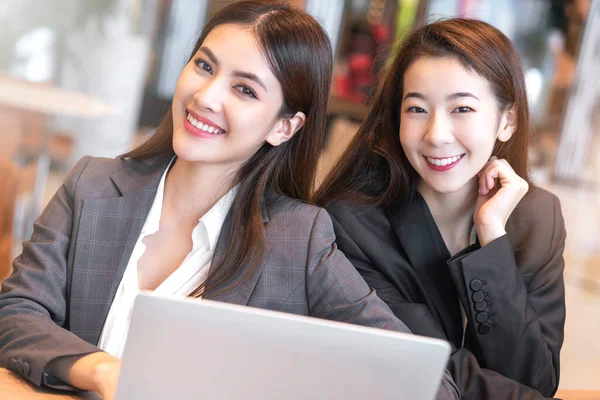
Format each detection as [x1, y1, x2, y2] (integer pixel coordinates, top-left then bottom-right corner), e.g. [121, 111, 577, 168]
[373, 23, 391, 43]
[348, 52, 374, 100]
[333, 21, 394, 104]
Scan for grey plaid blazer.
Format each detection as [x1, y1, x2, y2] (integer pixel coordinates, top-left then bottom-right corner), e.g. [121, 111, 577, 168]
[0, 156, 458, 399]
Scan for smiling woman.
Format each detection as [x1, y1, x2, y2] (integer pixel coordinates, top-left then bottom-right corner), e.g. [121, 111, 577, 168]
[316, 18, 566, 400]
[0, 2, 459, 400]
[399, 56, 518, 210]
[170, 23, 303, 169]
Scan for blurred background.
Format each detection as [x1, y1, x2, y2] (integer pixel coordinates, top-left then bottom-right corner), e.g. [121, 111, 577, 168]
[0, 0, 598, 391]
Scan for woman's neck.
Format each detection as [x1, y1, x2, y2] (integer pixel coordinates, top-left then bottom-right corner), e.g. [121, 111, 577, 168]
[162, 158, 238, 226]
[418, 178, 478, 255]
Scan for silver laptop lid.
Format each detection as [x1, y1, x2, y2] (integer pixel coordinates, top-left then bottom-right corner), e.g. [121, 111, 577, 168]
[116, 293, 451, 400]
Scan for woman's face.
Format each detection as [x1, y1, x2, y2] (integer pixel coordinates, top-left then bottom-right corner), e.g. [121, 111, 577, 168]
[399, 56, 514, 195]
[171, 24, 296, 170]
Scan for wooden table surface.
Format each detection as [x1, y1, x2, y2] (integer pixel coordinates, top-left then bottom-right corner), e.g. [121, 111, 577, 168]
[0, 75, 119, 118]
[555, 389, 600, 400]
[0, 368, 98, 399]
[1, 367, 598, 399]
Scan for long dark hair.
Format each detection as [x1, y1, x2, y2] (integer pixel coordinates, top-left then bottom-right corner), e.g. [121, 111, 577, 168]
[121, 0, 332, 297]
[314, 18, 532, 207]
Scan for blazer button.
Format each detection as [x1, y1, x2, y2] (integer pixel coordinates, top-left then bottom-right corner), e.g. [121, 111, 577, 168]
[470, 279, 483, 291]
[478, 323, 492, 334]
[22, 362, 31, 377]
[472, 291, 484, 303]
[476, 311, 489, 323]
[12, 360, 26, 376]
[8, 358, 18, 373]
[474, 301, 487, 311]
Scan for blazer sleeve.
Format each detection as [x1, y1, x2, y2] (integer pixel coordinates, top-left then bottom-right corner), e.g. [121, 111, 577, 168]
[0, 156, 102, 387]
[328, 208, 552, 400]
[446, 193, 566, 397]
[305, 209, 460, 400]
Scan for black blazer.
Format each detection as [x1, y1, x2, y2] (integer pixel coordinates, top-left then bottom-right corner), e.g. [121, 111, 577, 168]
[327, 187, 566, 399]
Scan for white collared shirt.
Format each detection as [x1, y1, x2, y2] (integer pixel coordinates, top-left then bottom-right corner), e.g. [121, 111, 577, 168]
[98, 161, 237, 358]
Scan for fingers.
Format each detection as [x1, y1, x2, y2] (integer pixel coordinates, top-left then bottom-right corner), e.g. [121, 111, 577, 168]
[478, 168, 493, 194]
[477, 158, 514, 195]
[477, 158, 528, 196]
[478, 162, 499, 195]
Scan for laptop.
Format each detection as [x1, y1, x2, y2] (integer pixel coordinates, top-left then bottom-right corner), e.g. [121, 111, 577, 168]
[115, 293, 451, 400]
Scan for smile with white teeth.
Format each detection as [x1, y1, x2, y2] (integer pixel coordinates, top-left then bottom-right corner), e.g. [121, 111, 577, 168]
[426, 154, 464, 167]
[186, 113, 224, 134]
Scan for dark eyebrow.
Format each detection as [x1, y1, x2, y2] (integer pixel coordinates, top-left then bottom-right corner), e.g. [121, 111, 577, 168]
[199, 46, 219, 66]
[233, 71, 267, 92]
[403, 92, 426, 101]
[445, 92, 480, 101]
[199, 46, 267, 92]
[403, 92, 480, 101]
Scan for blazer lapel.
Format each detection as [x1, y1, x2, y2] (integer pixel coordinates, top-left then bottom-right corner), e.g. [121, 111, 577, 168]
[388, 195, 463, 346]
[205, 196, 270, 306]
[69, 158, 167, 344]
[105, 161, 168, 298]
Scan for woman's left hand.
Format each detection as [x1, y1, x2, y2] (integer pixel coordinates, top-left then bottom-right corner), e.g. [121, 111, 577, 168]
[474, 157, 529, 246]
[91, 358, 121, 400]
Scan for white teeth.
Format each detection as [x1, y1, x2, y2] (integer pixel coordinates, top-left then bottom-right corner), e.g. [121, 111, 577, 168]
[186, 113, 222, 134]
[426, 154, 463, 167]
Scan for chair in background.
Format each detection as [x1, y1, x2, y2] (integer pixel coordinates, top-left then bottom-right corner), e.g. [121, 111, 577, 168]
[0, 159, 20, 282]
[0, 105, 25, 159]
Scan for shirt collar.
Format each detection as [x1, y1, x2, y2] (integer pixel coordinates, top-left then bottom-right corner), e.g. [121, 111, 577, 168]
[140, 157, 238, 248]
[140, 157, 174, 236]
[196, 185, 238, 251]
